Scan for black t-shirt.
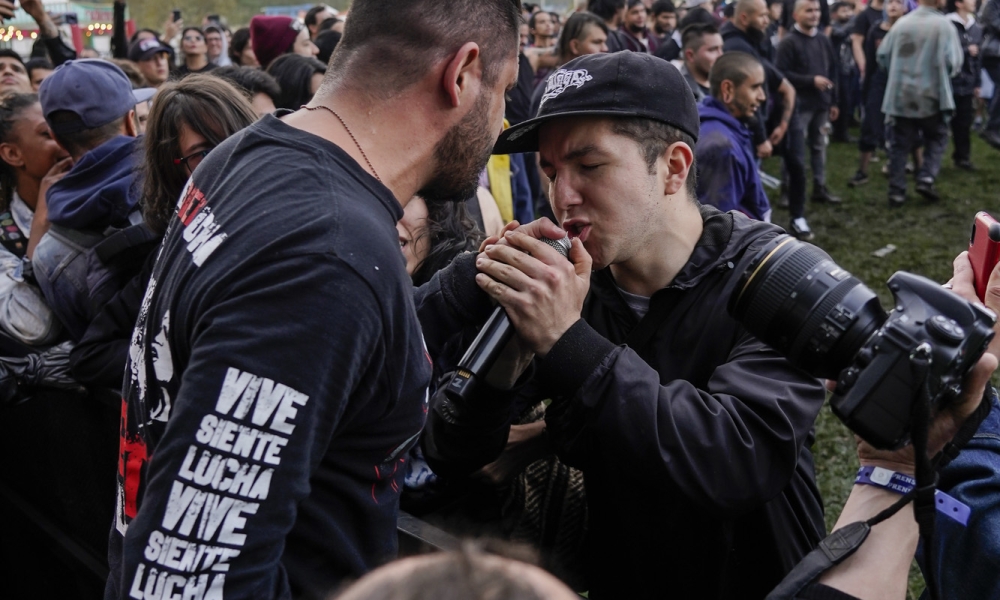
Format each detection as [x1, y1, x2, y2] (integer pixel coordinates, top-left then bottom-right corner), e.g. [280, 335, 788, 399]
[105, 114, 432, 600]
[864, 23, 890, 84]
[853, 5, 884, 37]
[506, 53, 537, 125]
[782, 0, 831, 30]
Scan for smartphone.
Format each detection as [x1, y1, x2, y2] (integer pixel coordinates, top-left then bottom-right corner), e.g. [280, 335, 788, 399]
[969, 211, 1000, 301]
[207, 14, 220, 23]
[172, 9, 182, 22]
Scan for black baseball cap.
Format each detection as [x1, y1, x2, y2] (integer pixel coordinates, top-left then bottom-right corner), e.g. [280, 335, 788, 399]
[494, 52, 701, 155]
[128, 37, 174, 62]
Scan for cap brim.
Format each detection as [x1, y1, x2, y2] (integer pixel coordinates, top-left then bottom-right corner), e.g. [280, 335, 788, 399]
[493, 109, 652, 155]
[133, 87, 157, 104]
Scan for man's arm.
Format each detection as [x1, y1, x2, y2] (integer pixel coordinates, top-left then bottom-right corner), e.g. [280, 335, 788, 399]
[19, 0, 76, 66]
[770, 78, 796, 145]
[476, 230, 826, 512]
[524, 47, 559, 74]
[851, 33, 866, 81]
[112, 254, 385, 597]
[876, 28, 894, 72]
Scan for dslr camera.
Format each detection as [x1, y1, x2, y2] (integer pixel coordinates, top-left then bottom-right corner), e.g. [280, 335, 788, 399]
[728, 235, 995, 449]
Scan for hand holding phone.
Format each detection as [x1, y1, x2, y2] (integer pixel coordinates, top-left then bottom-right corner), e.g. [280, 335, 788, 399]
[969, 211, 1000, 301]
[172, 9, 181, 22]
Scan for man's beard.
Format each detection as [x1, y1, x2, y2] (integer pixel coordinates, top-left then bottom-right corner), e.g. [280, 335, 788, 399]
[418, 91, 494, 207]
[745, 25, 766, 46]
[626, 22, 645, 35]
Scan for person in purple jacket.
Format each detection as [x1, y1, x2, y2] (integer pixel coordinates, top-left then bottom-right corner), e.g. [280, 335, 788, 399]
[695, 51, 772, 222]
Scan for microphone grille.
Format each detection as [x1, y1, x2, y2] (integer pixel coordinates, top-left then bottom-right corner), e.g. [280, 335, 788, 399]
[541, 236, 572, 259]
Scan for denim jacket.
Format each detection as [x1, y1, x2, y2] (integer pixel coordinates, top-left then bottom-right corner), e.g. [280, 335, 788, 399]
[918, 386, 1000, 599]
[0, 193, 61, 345]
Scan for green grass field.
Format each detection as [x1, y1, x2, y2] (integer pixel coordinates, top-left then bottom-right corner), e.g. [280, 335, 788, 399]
[761, 129, 1000, 599]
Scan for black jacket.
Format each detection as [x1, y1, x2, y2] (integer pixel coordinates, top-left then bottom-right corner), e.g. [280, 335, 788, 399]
[948, 14, 983, 97]
[776, 28, 839, 111]
[420, 206, 827, 599]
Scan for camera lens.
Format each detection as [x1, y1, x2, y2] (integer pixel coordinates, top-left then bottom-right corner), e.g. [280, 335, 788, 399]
[728, 235, 887, 380]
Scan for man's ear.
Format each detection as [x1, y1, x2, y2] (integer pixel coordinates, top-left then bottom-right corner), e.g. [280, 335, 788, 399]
[0, 142, 23, 168]
[720, 79, 734, 104]
[570, 38, 581, 56]
[442, 42, 482, 108]
[123, 109, 138, 137]
[661, 141, 695, 197]
[684, 48, 694, 63]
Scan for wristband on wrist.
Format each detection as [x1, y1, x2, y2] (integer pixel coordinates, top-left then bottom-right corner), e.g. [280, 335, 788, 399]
[855, 466, 971, 526]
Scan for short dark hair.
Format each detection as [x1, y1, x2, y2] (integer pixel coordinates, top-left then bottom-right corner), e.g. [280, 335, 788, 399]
[678, 5, 718, 28]
[211, 66, 281, 104]
[652, 0, 677, 15]
[627, 0, 645, 9]
[612, 117, 698, 198]
[588, 0, 628, 21]
[709, 51, 762, 98]
[49, 112, 125, 157]
[557, 12, 609, 60]
[0, 49, 25, 68]
[109, 58, 149, 88]
[329, 0, 521, 98]
[830, 1, 851, 10]
[305, 4, 331, 27]
[267, 54, 327, 110]
[229, 27, 252, 65]
[317, 16, 340, 33]
[681, 22, 719, 52]
[315, 30, 342, 64]
[25, 57, 53, 78]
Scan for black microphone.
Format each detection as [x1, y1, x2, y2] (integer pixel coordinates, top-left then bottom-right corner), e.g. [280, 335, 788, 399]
[445, 236, 572, 402]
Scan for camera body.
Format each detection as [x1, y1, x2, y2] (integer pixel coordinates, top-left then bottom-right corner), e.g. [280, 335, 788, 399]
[729, 235, 995, 449]
[829, 271, 994, 448]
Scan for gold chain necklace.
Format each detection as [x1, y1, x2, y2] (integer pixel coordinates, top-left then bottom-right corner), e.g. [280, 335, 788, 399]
[302, 104, 382, 183]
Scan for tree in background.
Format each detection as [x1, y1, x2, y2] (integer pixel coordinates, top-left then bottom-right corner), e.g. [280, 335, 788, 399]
[129, 0, 352, 31]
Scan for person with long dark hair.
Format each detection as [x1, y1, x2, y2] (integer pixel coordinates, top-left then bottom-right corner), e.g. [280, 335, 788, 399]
[175, 26, 216, 77]
[70, 75, 257, 387]
[0, 92, 68, 344]
[228, 27, 259, 67]
[266, 54, 327, 110]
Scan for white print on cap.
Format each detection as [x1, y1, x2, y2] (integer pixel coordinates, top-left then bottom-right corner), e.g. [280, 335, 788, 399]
[540, 68, 593, 108]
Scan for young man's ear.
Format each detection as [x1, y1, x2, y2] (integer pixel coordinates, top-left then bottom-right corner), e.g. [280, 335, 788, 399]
[0, 143, 23, 168]
[720, 80, 734, 104]
[661, 141, 694, 197]
[123, 109, 138, 137]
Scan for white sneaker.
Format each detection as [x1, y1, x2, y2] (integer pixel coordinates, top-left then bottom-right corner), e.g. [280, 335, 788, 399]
[790, 217, 815, 241]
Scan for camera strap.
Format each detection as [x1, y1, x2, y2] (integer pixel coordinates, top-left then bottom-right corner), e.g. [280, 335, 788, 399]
[765, 360, 993, 600]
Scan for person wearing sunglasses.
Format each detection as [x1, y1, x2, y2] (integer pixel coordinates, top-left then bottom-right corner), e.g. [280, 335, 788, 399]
[175, 26, 218, 78]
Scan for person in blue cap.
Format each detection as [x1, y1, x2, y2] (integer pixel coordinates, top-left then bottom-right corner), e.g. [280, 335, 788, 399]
[31, 59, 154, 342]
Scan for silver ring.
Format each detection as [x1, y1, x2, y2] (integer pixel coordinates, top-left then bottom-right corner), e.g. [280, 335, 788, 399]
[942, 283, 954, 290]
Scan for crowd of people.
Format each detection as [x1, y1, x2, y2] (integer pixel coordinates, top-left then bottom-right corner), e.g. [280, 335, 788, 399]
[0, 0, 997, 599]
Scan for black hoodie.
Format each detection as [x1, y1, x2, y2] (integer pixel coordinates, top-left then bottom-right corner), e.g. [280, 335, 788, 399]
[421, 206, 827, 599]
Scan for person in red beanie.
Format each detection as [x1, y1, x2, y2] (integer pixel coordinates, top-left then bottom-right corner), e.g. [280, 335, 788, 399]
[250, 15, 318, 69]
